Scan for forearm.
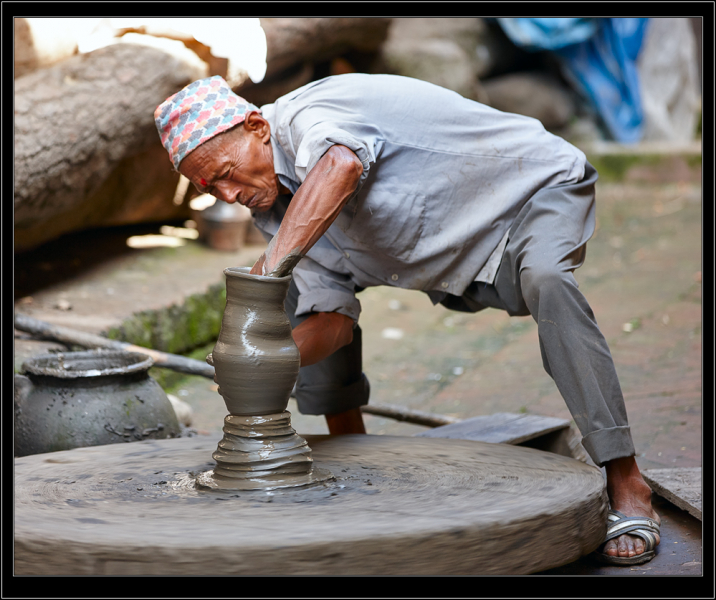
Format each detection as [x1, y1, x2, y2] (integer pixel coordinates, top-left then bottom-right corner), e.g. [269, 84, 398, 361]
[251, 145, 363, 276]
[292, 311, 354, 367]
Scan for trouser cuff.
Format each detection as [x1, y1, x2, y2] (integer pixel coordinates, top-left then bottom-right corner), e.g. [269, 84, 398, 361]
[294, 373, 370, 416]
[581, 426, 636, 467]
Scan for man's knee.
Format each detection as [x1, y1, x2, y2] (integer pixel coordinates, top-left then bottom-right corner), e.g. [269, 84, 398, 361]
[294, 373, 370, 415]
[293, 322, 369, 415]
[520, 264, 575, 309]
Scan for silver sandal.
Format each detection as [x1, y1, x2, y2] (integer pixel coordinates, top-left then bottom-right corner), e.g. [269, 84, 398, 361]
[596, 509, 660, 565]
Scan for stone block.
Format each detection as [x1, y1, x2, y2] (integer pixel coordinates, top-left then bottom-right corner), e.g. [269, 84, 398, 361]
[481, 71, 575, 129]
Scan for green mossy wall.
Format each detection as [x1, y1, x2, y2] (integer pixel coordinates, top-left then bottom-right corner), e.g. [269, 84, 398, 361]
[105, 282, 226, 390]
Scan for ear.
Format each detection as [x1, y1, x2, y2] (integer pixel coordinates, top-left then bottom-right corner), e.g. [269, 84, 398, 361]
[243, 111, 271, 143]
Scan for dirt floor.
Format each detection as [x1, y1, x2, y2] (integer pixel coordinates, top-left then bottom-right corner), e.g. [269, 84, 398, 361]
[14, 159, 702, 575]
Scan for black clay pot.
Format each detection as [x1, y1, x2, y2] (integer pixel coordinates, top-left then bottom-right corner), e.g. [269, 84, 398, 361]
[14, 350, 180, 457]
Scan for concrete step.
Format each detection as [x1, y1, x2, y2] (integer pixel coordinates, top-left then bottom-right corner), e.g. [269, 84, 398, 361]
[582, 140, 701, 184]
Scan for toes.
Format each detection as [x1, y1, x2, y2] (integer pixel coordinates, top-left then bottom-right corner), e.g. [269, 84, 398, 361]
[634, 537, 645, 556]
[617, 534, 638, 557]
[626, 536, 637, 557]
[604, 539, 618, 556]
[612, 534, 648, 557]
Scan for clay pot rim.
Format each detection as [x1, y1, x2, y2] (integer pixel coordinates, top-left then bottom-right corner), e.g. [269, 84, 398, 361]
[223, 266, 292, 283]
[21, 349, 154, 379]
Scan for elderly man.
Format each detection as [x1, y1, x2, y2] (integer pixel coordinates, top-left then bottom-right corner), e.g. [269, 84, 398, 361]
[155, 74, 660, 565]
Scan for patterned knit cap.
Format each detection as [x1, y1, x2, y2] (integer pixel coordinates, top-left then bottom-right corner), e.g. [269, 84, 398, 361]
[154, 76, 261, 170]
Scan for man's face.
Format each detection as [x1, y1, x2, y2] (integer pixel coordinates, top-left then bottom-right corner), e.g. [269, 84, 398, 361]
[179, 112, 279, 212]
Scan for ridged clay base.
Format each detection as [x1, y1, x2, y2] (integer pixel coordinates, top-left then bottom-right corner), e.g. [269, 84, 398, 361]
[196, 467, 334, 491]
[196, 411, 334, 491]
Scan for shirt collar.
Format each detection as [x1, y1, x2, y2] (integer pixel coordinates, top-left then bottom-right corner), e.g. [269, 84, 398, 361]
[263, 102, 300, 194]
[270, 135, 300, 195]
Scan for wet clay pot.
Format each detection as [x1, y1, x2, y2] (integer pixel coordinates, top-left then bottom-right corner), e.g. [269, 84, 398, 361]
[14, 350, 180, 457]
[208, 267, 300, 416]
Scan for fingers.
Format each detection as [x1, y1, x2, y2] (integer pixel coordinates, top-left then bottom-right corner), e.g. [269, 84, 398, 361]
[250, 253, 266, 275]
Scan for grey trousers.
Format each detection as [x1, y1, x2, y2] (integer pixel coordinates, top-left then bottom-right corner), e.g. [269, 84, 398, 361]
[286, 161, 636, 467]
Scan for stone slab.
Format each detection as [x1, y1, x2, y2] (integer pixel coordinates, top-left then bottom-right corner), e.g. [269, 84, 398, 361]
[14, 434, 607, 576]
[642, 467, 702, 521]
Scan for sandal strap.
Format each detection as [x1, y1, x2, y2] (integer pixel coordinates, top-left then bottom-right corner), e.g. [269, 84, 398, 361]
[607, 511, 660, 534]
[604, 529, 656, 552]
[604, 510, 660, 551]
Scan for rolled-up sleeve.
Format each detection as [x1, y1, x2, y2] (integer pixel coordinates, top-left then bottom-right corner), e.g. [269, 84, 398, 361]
[292, 253, 362, 323]
[289, 118, 384, 189]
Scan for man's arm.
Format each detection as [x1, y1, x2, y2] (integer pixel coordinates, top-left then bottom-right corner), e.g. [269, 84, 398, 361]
[292, 311, 354, 367]
[251, 144, 363, 364]
[250, 144, 363, 277]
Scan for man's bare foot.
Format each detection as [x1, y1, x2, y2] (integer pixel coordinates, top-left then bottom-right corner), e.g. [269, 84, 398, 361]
[603, 456, 661, 559]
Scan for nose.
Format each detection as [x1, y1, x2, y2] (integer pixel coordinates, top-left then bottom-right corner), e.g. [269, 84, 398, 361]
[214, 180, 241, 204]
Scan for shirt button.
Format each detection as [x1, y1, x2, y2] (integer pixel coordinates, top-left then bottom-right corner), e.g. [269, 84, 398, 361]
[344, 251, 350, 259]
[391, 274, 399, 281]
[441, 281, 449, 288]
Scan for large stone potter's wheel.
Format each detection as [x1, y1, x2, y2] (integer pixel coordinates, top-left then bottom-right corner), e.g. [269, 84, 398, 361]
[14, 434, 607, 575]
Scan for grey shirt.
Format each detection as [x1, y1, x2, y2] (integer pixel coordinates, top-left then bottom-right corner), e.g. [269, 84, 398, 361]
[253, 74, 587, 322]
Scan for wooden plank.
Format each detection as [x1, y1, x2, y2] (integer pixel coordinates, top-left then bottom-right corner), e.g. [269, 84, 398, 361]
[416, 412, 570, 445]
[642, 468, 702, 521]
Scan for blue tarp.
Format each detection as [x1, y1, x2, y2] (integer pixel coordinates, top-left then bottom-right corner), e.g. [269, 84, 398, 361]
[496, 18, 650, 143]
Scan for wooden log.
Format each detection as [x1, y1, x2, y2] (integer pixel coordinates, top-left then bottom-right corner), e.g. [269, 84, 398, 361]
[112, 19, 391, 106]
[260, 18, 391, 80]
[15, 142, 193, 252]
[235, 18, 391, 105]
[14, 43, 207, 252]
[14, 19, 391, 251]
[14, 18, 81, 78]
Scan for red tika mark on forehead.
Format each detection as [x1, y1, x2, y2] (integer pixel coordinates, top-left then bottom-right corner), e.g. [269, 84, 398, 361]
[200, 178, 208, 187]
